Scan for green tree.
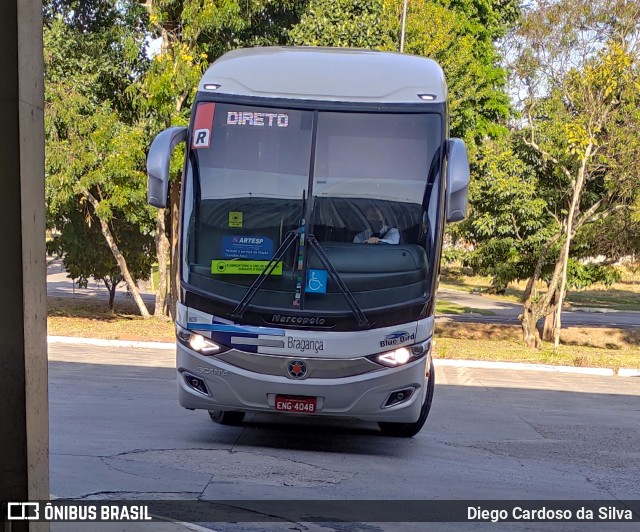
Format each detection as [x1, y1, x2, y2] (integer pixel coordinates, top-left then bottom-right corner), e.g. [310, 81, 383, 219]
[142, 0, 308, 317]
[290, 0, 518, 148]
[289, 0, 392, 48]
[386, 0, 518, 146]
[45, 1, 154, 317]
[462, 135, 555, 294]
[47, 205, 153, 310]
[505, 0, 640, 347]
[461, 127, 636, 345]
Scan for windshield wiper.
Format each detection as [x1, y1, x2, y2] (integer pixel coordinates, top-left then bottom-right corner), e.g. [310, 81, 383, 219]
[231, 229, 299, 321]
[306, 235, 370, 328]
[231, 229, 371, 328]
[232, 192, 309, 320]
[231, 187, 370, 328]
[230, 230, 370, 328]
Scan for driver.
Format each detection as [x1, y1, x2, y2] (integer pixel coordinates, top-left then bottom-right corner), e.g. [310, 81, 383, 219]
[353, 205, 400, 245]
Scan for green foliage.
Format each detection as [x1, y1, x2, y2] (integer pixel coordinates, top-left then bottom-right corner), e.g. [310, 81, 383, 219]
[512, 1, 640, 215]
[289, 0, 392, 48]
[444, 0, 519, 41]
[565, 260, 622, 290]
[442, 246, 470, 265]
[143, 0, 308, 131]
[466, 0, 640, 314]
[460, 136, 557, 292]
[385, 0, 517, 145]
[45, 2, 154, 293]
[47, 206, 153, 298]
[574, 211, 640, 262]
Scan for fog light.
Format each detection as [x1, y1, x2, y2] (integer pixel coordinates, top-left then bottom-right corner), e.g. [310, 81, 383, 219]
[384, 387, 415, 407]
[184, 373, 209, 395]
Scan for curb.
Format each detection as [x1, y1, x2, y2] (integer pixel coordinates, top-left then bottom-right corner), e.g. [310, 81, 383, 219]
[618, 368, 640, 377]
[433, 358, 615, 376]
[47, 336, 639, 377]
[571, 307, 619, 314]
[48, 336, 175, 350]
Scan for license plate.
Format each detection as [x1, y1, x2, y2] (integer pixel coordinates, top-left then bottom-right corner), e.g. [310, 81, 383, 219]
[275, 395, 317, 413]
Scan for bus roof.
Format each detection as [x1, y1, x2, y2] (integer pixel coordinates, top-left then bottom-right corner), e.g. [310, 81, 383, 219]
[199, 47, 447, 104]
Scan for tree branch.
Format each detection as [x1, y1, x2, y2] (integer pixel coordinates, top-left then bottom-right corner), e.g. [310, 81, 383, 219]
[523, 107, 573, 182]
[575, 202, 627, 232]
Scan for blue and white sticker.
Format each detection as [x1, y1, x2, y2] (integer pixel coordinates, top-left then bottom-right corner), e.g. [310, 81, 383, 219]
[222, 235, 273, 260]
[306, 269, 328, 294]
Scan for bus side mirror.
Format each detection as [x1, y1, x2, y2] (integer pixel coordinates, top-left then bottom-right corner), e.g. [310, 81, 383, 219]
[147, 127, 187, 208]
[445, 138, 470, 223]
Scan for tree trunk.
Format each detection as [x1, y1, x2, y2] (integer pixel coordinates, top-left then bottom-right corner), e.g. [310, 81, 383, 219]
[519, 234, 560, 348]
[542, 288, 559, 342]
[169, 178, 181, 320]
[553, 150, 590, 350]
[109, 281, 118, 312]
[83, 191, 151, 318]
[154, 208, 169, 316]
[519, 298, 542, 348]
[522, 232, 568, 348]
[104, 279, 118, 311]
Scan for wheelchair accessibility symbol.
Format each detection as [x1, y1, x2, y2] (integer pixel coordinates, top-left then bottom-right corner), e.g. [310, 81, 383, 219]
[306, 269, 327, 294]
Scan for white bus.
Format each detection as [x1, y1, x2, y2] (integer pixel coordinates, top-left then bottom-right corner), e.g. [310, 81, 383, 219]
[147, 47, 469, 437]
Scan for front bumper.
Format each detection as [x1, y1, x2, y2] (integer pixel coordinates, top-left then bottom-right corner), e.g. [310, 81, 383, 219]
[176, 343, 431, 423]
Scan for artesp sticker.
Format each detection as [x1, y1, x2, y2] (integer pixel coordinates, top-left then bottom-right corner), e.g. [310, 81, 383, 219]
[223, 236, 273, 260]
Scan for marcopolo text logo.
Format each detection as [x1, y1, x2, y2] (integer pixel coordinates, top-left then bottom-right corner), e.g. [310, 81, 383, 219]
[270, 314, 327, 326]
[380, 330, 416, 348]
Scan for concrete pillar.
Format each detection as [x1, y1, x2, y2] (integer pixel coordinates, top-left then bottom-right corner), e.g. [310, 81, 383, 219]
[0, 0, 49, 530]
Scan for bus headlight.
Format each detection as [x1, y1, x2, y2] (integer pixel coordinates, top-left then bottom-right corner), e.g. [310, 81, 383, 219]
[177, 327, 224, 356]
[369, 339, 431, 368]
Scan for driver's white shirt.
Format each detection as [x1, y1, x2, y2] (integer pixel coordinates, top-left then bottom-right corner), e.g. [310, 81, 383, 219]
[353, 225, 400, 244]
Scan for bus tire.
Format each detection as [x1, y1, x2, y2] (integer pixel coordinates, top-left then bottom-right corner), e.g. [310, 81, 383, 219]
[208, 410, 245, 426]
[378, 359, 434, 438]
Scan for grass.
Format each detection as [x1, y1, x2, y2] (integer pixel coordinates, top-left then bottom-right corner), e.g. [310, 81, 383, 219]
[434, 322, 640, 370]
[440, 264, 640, 311]
[564, 289, 640, 311]
[48, 297, 639, 370]
[435, 300, 496, 316]
[48, 297, 175, 342]
[433, 337, 639, 370]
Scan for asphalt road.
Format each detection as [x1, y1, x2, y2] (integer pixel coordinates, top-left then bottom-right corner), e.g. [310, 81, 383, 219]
[437, 288, 640, 330]
[49, 343, 640, 531]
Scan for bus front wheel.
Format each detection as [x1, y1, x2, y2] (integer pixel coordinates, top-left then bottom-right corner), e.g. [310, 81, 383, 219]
[208, 410, 246, 426]
[378, 359, 435, 438]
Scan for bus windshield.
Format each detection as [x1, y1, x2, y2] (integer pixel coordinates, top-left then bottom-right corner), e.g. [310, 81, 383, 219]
[183, 102, 443, 320]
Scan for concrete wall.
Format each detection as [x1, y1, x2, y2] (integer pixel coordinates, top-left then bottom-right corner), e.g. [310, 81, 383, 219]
[0, 0, 49, 530]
